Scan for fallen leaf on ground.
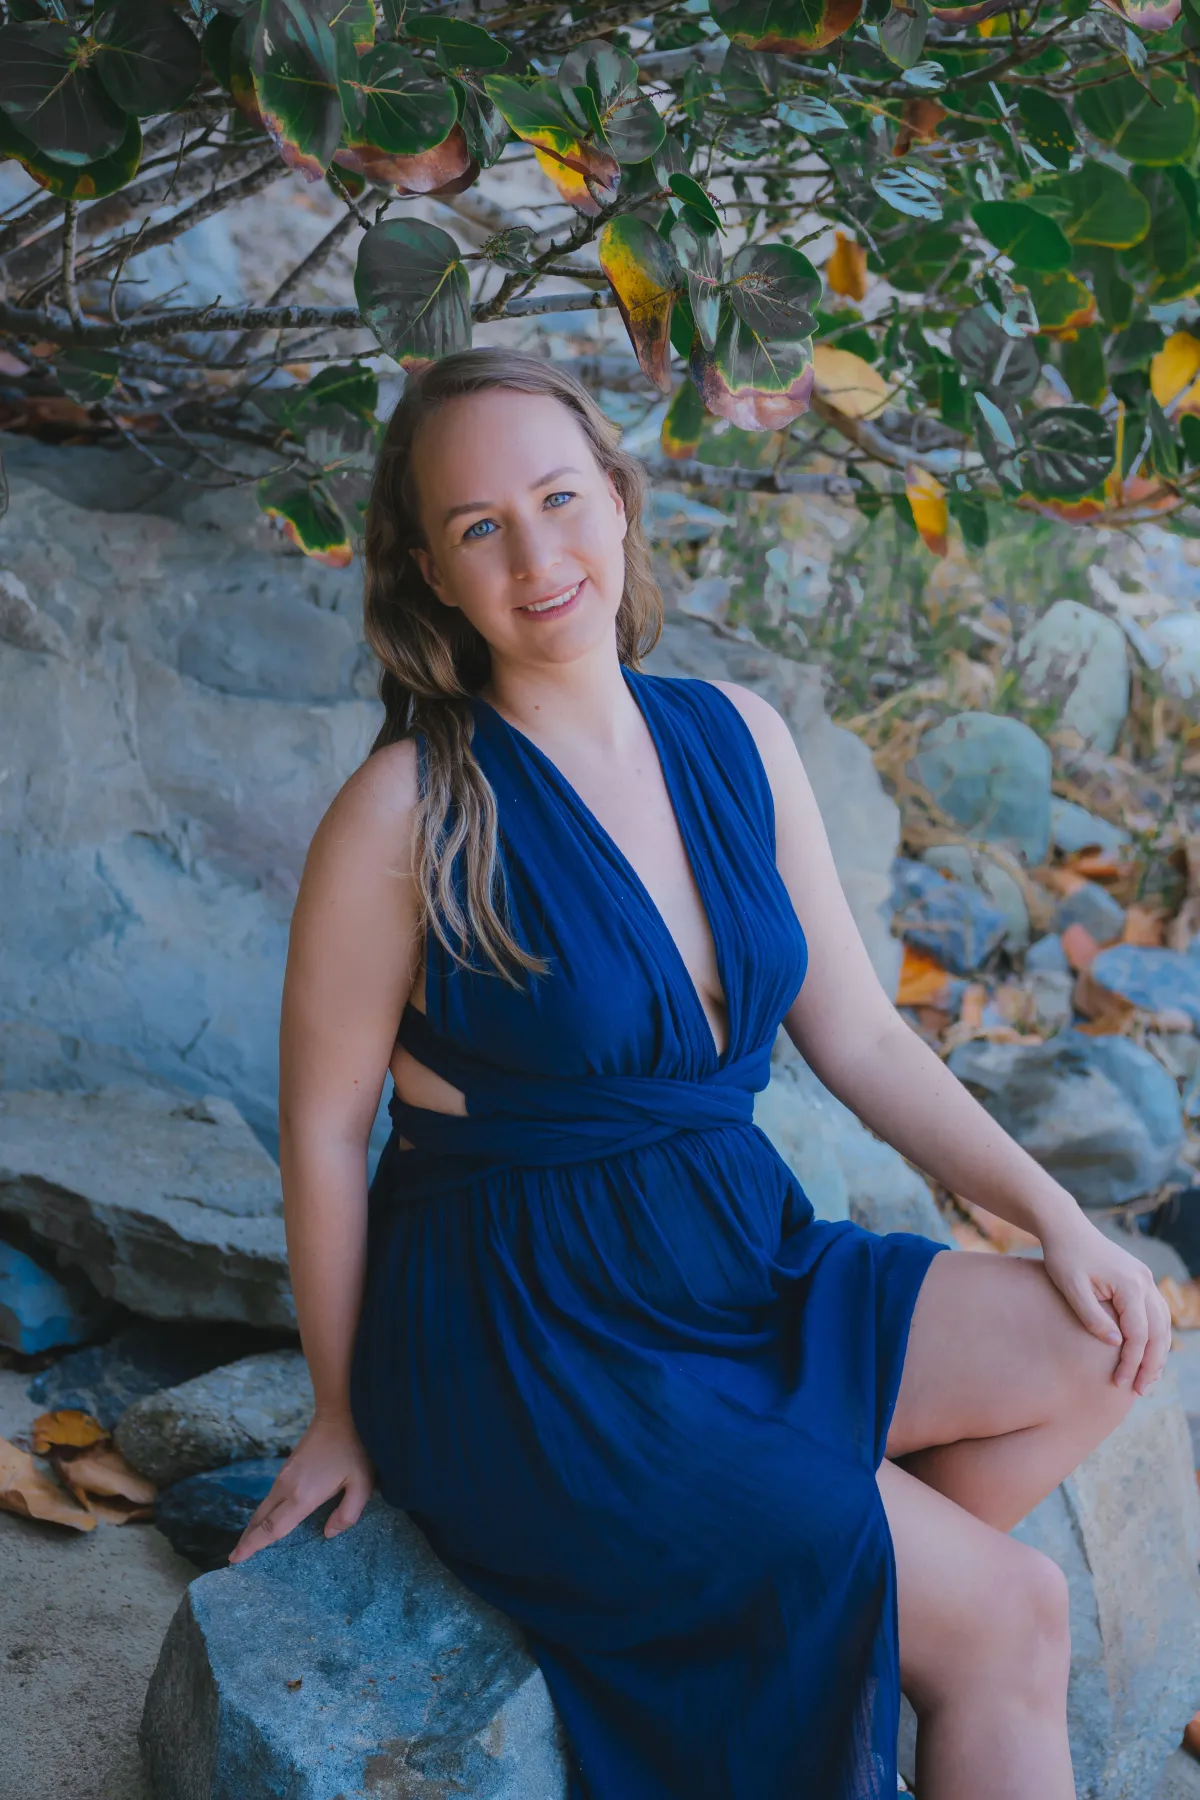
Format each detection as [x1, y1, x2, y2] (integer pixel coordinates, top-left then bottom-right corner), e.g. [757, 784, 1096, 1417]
[1067, 851, 1136, 886]
[0, 1436, 95, 1531]
[49, 1442, 156, 1506]
[897, 942, 954, 1008]
[1037, 866, 1089, 899]
[1072, 967, 1137, 1032]
[1123, 904, 1166, 947]
[959, 983, 987, 1029]
[1160, 1276, 1200, 1330]
[1062, 923, 1101, 972]
[31, 1410, 107, 1454]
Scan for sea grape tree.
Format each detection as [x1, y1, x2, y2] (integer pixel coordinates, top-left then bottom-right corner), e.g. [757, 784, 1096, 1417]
[1, 0, 1199, 563]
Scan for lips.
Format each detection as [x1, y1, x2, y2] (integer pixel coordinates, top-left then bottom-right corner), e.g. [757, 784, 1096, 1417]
[517, 579, 583, 616]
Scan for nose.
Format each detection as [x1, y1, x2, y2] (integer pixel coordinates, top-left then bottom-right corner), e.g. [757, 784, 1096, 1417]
[506, 510, 562, 584]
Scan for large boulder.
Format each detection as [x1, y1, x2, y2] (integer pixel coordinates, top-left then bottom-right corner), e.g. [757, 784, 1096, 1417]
[1014, 600, 1130, 755]
[0, 1086, 293, 1326]
[116, 1349, 313, 1486]
[909, 711, 1052, 865]
[947, 1031, 1184, 1209]
[139, 1496, 569, 1800]
[647, 612, 904, 996]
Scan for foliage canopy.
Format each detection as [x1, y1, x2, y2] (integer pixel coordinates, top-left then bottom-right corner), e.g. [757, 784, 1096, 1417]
[2, 0, 1200, 563]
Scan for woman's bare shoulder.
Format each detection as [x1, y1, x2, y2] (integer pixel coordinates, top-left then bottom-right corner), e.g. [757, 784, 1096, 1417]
[306, 736, 420, 875]
[701, 679, 799, 767]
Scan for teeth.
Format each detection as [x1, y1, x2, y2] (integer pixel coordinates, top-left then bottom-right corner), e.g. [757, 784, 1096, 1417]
[523, 583, 579, 614]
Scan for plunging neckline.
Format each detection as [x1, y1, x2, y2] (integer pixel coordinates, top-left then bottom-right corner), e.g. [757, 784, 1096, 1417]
[471, 670, 732, 1068]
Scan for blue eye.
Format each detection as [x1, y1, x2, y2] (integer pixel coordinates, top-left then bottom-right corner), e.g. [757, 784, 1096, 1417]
[545, 491, 574, 509]
[463, 518, 496, 541]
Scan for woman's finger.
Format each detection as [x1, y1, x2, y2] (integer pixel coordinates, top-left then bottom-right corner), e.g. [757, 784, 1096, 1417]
[324, 1474, 373, 1537]
[1111, 1282, 1149, 1388]
[1134, 1285, 1173, 1396]
[1064, 1277, 1123, 1350]
[228, 1484, 307, 1563]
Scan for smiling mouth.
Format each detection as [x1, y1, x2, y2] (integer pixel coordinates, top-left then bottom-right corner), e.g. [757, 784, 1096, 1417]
[518, 580, 583, 615]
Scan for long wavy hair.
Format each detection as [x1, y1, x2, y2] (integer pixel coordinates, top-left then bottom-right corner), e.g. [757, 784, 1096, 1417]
[363, 349, 664, 984]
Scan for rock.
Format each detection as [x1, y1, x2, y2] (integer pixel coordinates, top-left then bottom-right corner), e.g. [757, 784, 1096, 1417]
[1050, 796, 1130, 859]
[154, 1457, 287, 1571]
[1150, 1188, 1200, 1281]
[756, 1039, 954, 1244]
[1093, 1215, 1191, 1288]
[1026, 969, 1076, 1035]
[115, 1349, 314, 1486]
[921, 841, 1030, 952]
[139, 1495, 568, 1800]
[1012, 1380, 1200, 1800]
[0, 1236, 116, 1354]
[1147, 613, 1200, 705]
[1154, 1747, 1200, 1800]
[1026, 932, 1071, 975]
[647, 612, 904, 996]
[1165, 1329, 1200, 1470]
[1015, 600, 1130, 754]
[0, 1087, 294, 1328]
[1150, 1034, 1200, 1086]
[1055, 880, 1126, 945]
[909, 712, 1052, 865]
[1090, 946, 1200, 1030]
[27, 1318, 293, 1431]
[891, 857, 1009, 973]
[644, 488, 728, 542]
[0, 568, 70, 658]
[947, 1031, 1184, 1209]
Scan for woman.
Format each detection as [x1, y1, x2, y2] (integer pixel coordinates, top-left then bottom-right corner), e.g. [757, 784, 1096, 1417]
[229, 349, 1170, 1800]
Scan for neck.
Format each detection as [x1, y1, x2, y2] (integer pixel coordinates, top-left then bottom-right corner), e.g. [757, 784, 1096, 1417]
[480, 637, 639, 754]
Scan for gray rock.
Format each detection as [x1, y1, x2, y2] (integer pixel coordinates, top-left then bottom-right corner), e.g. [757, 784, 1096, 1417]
[0, 1234, 115, 1354]
[891, 857, 1008, 974]
[0, 1087, 293, 1327]
[27, 1318, 291, 1431]
[1056, 880, 1126, 945]
[1166, 1330, 1200, 1471]
[1027, 968, 1076, 1035]
[947, 1032, 1184, 1209]
[1050, 797, 1130, 859]
[115, 1349, 314, 1486]
[921, 841, 1030, 952]
[1012, 1381, 1200, 1799]
[1093, 1215, 1191, 1288]
[1147, 612, 1200, 705]
[154, 1457, 287, 1572]
[139, 1495, 568, 1800]
[756, 1039, 954, 1244]
[0, 568, 70, 658]
[1091, 946, 1200, 1029]
[1154, 1747, 1200, 1800]
[1026, 932, 1071, 975]
[909, 712, 1052, 865]
[644, 488, 728, 542]
[1015, 600, 1130, 754]
[648, 613, 903, 996]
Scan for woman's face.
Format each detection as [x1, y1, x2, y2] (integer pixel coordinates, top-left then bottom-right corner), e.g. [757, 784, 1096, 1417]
[409, 388, 628, 669]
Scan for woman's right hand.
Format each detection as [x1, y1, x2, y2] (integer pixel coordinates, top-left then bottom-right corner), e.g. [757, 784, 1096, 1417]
[226, 1411, 376, 1565]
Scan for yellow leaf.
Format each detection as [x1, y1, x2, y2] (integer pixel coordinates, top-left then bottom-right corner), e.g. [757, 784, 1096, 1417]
[1150, 331, 1200, 418]
[906, 463, 948, 556]
[811, 344, 889, 419]
[534, 147, 603, 216]
[825, 230, 867, 302]
[31, 1409, 107, 1453]
[0, 1435, 96, 1531]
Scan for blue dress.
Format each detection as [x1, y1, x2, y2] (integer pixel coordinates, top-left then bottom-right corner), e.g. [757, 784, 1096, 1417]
[350, 667, 949, 1799]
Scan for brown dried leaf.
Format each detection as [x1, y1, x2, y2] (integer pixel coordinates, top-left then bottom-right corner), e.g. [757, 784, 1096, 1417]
[0, 1436, 96, 1532]
[896, 942, 954, 1008]
[1123, 903, 1167, 946]
[31, 1409, 108, 1453]
[1072, 967, 1137, 1032]
[49, 1442, 157, 1506]
[1160, 1275, 1200, 1330]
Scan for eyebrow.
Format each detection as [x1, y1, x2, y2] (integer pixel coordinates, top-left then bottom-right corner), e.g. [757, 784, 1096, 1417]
[442, 466, 584, 526]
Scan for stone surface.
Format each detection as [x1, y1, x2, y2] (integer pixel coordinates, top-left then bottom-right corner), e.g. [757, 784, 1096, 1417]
[0, 1087, 293, 1327]
[909, 711, 1052, 864]
[1055, 880, 1126, 945]
[154, 1458, 287, 1572]
[648, 611, 904, 996]
[1015, 599, 1130, 754]
[0, 1234, 116, 1353]
[1026, 968, 1077, 1035]
[921, 841, 1030, 951]
[139, 1495, 569, 1800]
[947, 1031, 1184, 1209]
[1154, 1747, 1200, 1800]
[1094, 1214, 1191, 1288]
[1091, 945, 1200, 1030]
[1050, 796, 1130, 858]
[115, 1349, 314, 1486]
[1167, 1329, 1200, 1469]
[1147, 612, 1200, 704]
[1026, 931, 1071, 974]
[1012, 1380, 1200, 1800]
[756, 1037, 954, 1244]
[891, 857, 1009, 974]
[27, 1318, 295, 1431]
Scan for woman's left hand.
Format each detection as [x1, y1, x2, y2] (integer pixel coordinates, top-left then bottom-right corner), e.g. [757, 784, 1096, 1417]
[1039, 1212, 1173, 1396]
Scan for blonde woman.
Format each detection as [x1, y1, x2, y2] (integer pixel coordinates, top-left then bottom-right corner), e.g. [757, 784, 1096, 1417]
[230, 350, 1169, 1800]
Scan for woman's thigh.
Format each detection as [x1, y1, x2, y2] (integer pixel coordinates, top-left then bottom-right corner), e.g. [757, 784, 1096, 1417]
[885, 1248, 1127, 1459]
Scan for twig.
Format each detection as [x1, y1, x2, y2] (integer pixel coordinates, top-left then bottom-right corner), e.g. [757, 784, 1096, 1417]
[642, 458, 857, 496]
[227, 211, 359, 363]
[325, 166, 374, 232]
[61, 201, 84, 331]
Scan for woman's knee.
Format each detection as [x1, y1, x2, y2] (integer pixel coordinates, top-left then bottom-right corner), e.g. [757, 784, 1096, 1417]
[911, 1541, 1070, 1715]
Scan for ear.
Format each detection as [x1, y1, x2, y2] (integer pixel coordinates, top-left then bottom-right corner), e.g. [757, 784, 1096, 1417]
[411, 546, 456, 608]
[606, 473, 628, 543]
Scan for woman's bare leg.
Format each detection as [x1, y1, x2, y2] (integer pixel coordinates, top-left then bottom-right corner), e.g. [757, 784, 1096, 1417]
[877, 1249, 1141, 1796]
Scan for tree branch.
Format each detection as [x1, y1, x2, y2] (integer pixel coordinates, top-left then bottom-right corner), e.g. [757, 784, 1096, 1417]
[642, 458, 857, 496]
[227, 211, 359, 363]
[61, 201, 84, 331]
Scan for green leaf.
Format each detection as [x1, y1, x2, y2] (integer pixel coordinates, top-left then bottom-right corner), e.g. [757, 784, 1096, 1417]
[880, 0, 928, 70]
[1076, 70, 1199, 165]
[1087, 247, 1135, 327]
[1053, 161, 1150, 249]
[1134, 166, 1194, 275]
[974, 389, 1016, 449]
[453, 79, 507, 167]
[321, 0, 375, 50]
[661, 379, 707, 460]
[1016, 89, 1075, 170]
[950, 306, 1040, 401]
[354, 218, 471, 363]
[404, 13, 508, 66]
[202, 10, 237, 88]
[1182, 413, 1200, 467]
[55, 347, 119, 404]
[719, 43, 776, 113]
[949, 489, 988, 550]
[0, 22, 127, 164]
[1018, 269, 1095, 335]
[1059, 322, 1107, 406]
[0, 99, 141, 197]
[670, 216, 722, 352]
[971, 200, 1072, 273]
[709, 0, 864, 53]
[727, 241, 820, 340]
[258, 473, 352, 566]
[252, 0, 342, 180]
[669, 171, 722, 232]
[778, 94, 846, 134]
[558, 37, 664, 164]
[1148, 394, 1180, 477]
[295, 360, 378, 419]
[670, 290, 697, 361]
[598, 215, 680, 392]
[483, 71, 618, 199]
[691, 302, 815, 429]
[92, 0, 202, 116]
[871, 161, 942, 220]
[1021, 405, 1114, 498]
[337, 40, 456, 156]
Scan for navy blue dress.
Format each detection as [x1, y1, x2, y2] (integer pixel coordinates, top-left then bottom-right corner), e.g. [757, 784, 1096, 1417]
[350, 668, 949, 1799]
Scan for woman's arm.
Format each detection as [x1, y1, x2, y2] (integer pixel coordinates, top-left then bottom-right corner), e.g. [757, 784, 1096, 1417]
[228, 738, 421, 1561]
[712, 680, 1169, 1388]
